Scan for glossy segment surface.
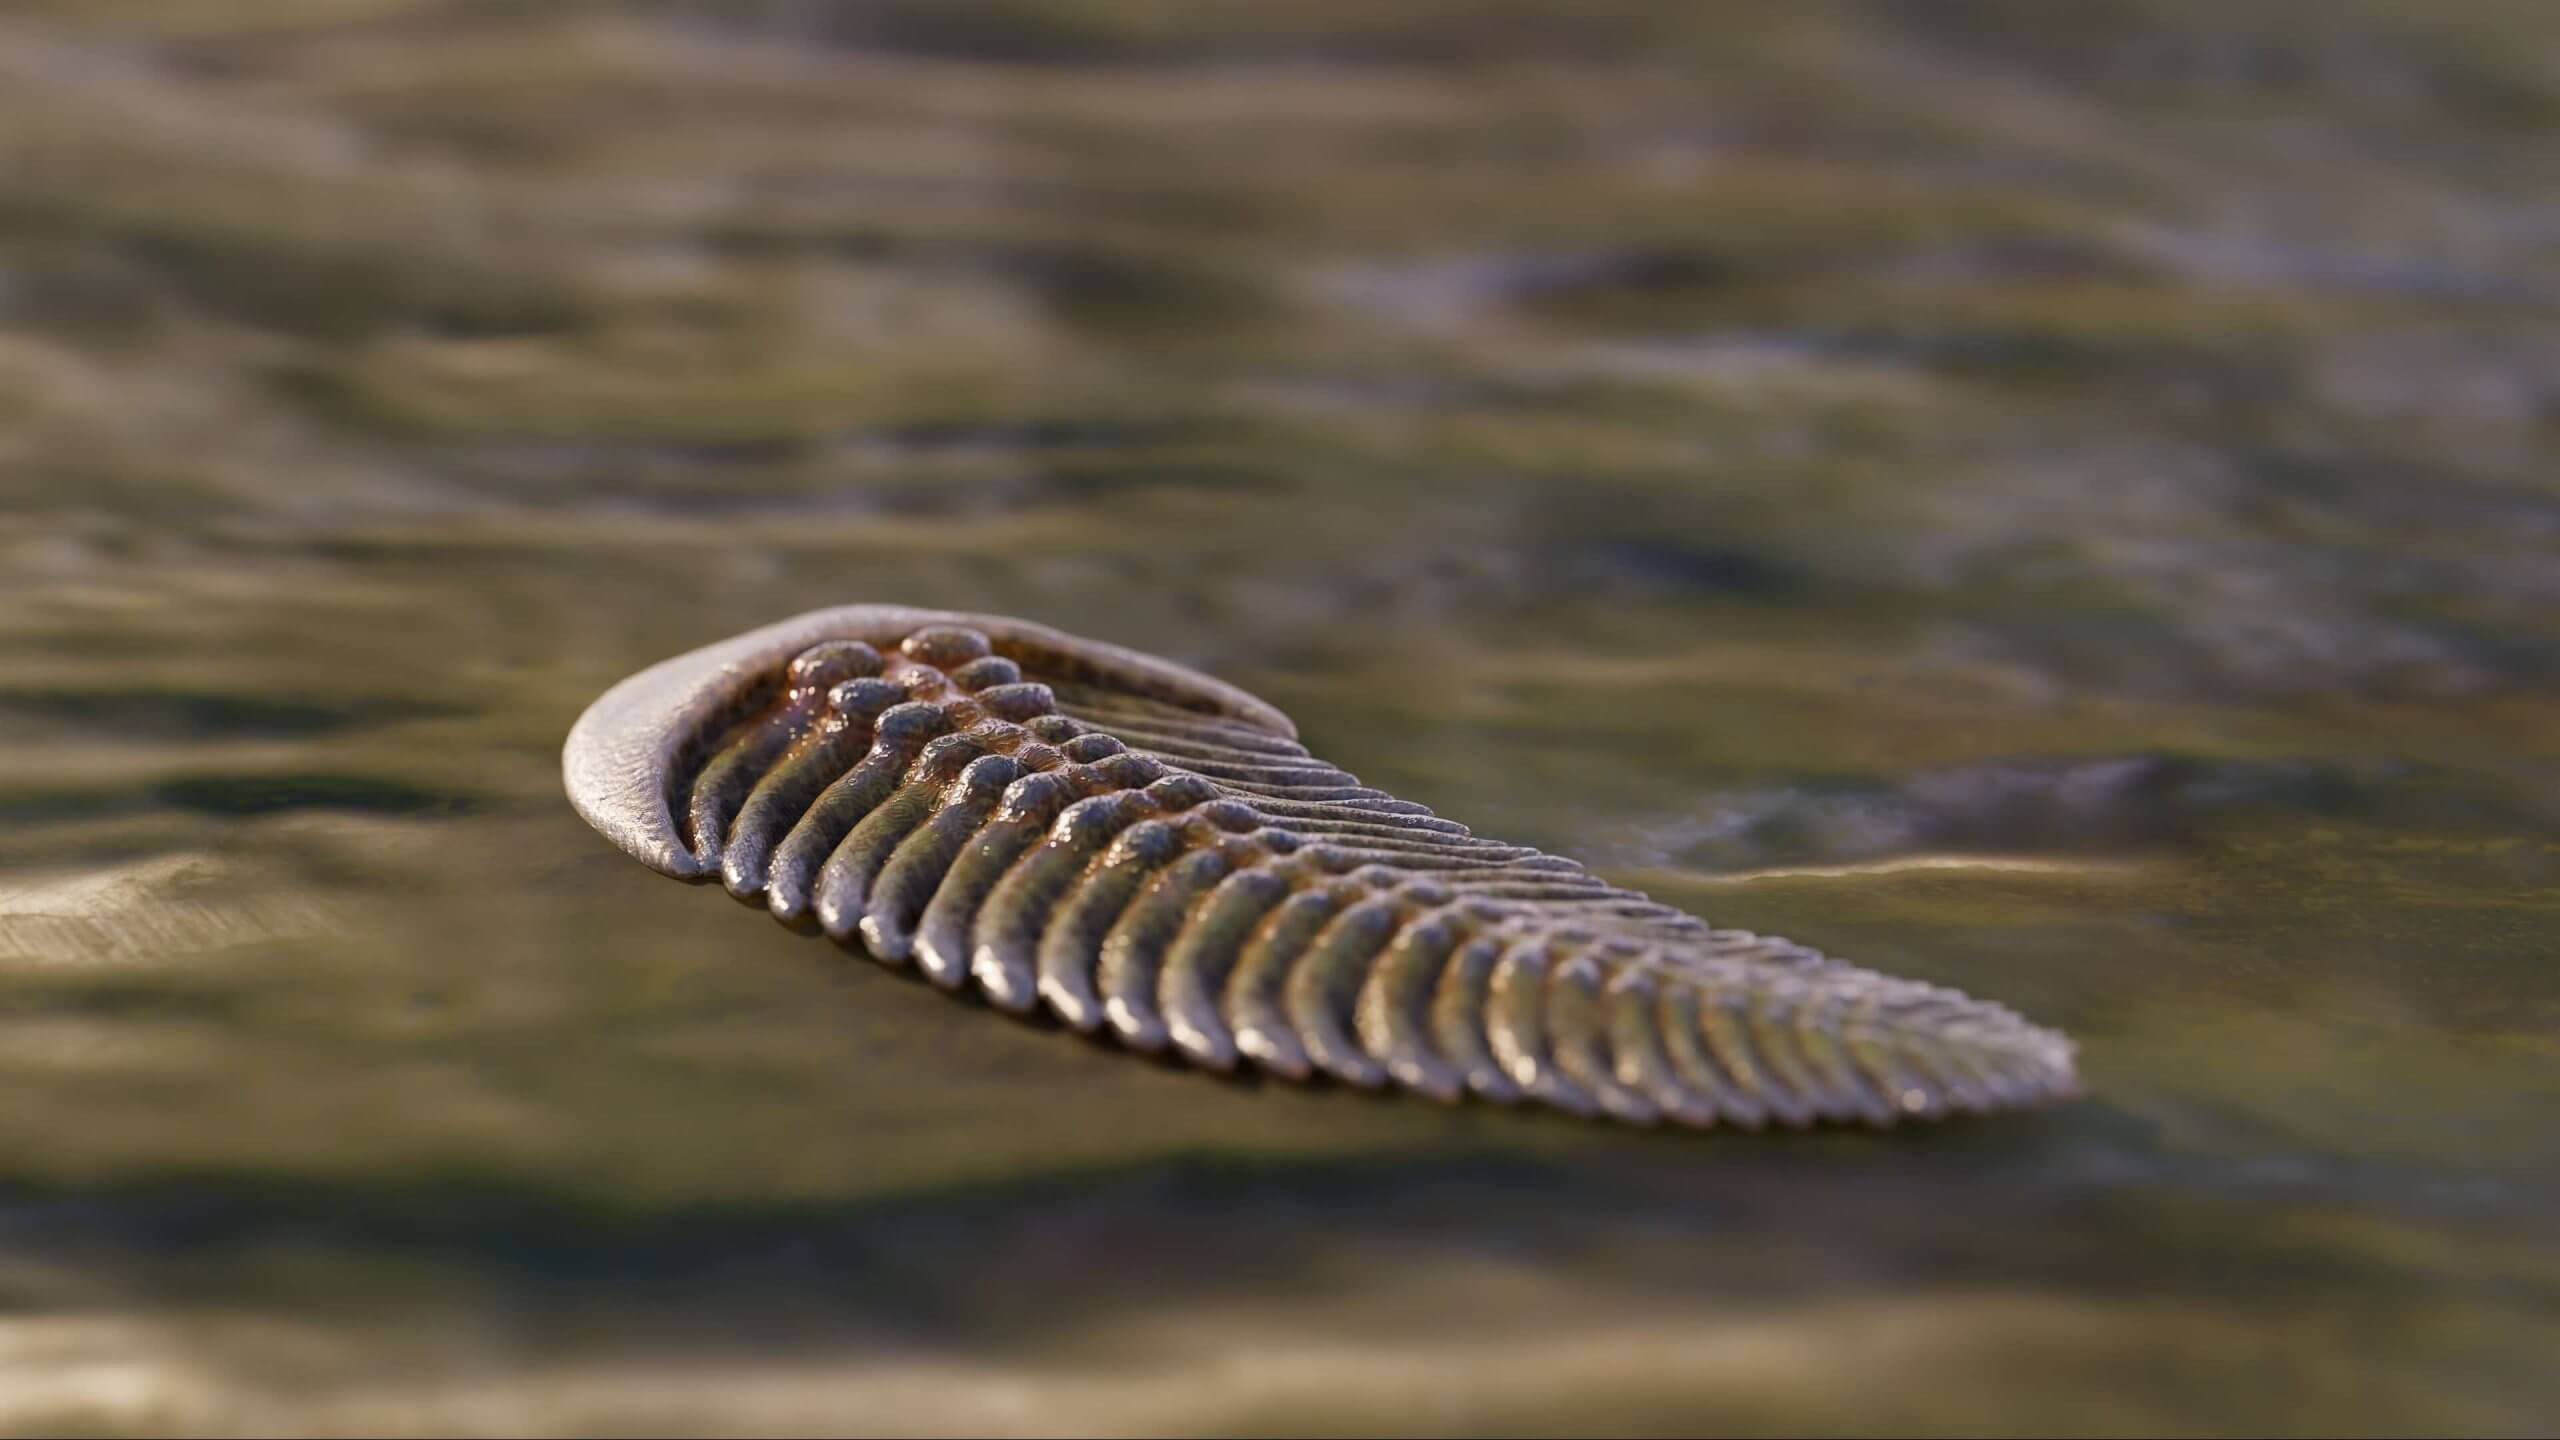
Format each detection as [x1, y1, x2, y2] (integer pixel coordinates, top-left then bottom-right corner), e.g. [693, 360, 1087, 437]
[566, 606, 2078, 1128]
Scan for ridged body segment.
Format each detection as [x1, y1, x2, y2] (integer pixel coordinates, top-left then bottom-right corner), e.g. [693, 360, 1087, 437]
[563, 605, 2079, 1130]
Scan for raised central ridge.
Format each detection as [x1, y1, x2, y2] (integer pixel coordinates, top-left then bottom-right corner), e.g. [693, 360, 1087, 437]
[564, 604, 2078, 1130]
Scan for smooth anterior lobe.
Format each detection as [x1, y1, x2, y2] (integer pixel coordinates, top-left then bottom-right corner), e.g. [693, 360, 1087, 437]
[563, 606, 2079, 1130]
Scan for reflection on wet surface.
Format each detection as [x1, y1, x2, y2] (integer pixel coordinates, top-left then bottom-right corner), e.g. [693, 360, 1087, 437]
[1, 0, 2556, 1432]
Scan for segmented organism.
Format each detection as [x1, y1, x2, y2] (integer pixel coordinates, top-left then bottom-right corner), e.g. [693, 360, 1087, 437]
[564, 606, 2077, 1129]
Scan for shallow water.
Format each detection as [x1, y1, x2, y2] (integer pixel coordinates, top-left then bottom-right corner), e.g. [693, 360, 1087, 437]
[3, 1, 2558, 1433]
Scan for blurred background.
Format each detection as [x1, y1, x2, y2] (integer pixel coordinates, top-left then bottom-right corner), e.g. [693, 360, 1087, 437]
[3, 0, 2557, 1433]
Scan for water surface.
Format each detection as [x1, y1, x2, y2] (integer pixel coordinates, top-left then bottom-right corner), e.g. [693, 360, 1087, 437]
[2, 1, 2556, 1433]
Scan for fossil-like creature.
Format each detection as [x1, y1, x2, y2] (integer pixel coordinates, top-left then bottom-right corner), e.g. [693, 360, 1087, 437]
[565, 606, 2077, 1129]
